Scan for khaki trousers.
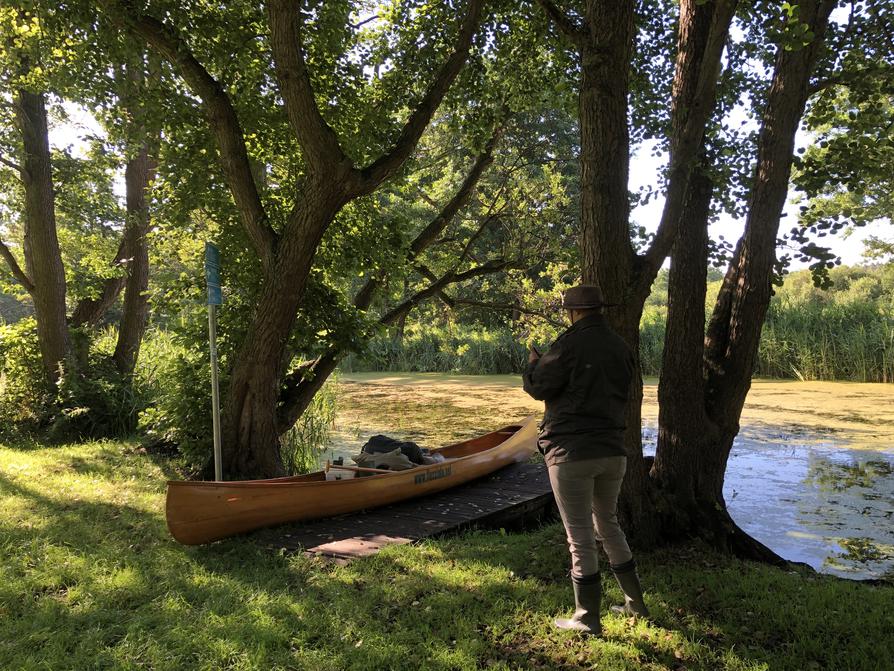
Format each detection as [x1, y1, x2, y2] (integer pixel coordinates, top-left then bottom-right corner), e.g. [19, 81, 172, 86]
[548, 456, 632, 577]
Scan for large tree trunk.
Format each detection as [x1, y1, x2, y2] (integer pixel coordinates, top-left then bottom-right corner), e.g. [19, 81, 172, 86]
[574, 0, 653, 538]
[220, 186, 345, 478]
[112, 139, 153, 374]
[649, 0, 836, 560]
[16, 89, 69, 382]
[652, 166, 774, 558]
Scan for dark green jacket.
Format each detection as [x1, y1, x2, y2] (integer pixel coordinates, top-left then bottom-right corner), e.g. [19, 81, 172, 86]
[522, 314, 634, 466]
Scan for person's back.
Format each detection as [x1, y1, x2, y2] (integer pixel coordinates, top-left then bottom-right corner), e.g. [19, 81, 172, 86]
[527, 313, 634, 465]
[522, 284, 648, 636]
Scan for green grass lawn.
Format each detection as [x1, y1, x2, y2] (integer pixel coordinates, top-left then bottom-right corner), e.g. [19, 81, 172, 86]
[1, 439, 891, 671]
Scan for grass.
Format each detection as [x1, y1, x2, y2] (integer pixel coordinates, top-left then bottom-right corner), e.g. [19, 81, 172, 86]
[1, 438, 892, 671]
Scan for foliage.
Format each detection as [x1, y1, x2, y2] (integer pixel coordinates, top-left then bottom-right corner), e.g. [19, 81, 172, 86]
[0, 320, 145, 440]
[347, 322, 526, 375]
[1, 438, 892, 670]
[281, 374, 339, 475]
[785, 2, 894, 284]
[0, 318, 51, 435]
[136, 328, 214, 470]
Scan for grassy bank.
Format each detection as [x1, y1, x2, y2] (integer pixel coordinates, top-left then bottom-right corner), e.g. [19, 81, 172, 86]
[2, 439, 891, 671]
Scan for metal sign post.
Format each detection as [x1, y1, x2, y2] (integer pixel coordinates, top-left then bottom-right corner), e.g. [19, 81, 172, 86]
[205, 242, 223, 481]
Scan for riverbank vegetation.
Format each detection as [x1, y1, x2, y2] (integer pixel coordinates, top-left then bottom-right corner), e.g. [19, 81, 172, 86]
[2, 437, 891, 671]
[343, 264, 894, 382]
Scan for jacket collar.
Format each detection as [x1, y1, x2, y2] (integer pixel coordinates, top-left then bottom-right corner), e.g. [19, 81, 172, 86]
[565, 312, 606, 334]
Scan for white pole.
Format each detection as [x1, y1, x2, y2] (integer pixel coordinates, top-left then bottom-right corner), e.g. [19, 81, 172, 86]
[208, 303, 223, 481]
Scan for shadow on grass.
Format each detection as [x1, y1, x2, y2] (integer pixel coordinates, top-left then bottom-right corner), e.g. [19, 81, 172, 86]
[3, 464, 892, 671]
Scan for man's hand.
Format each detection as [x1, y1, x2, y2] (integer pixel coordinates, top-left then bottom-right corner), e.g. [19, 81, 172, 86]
[528, 345, 541, 364]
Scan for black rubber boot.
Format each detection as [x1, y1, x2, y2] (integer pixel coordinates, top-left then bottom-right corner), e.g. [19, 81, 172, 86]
[610, 559, 649, 617]
[554, 572, 602, 635]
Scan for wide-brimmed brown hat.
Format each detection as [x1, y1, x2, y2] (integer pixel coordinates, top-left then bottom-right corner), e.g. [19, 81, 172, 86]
[561, 284, 617, 309]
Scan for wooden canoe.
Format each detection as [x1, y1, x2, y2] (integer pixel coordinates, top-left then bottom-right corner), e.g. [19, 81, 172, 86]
[165, 415, 538, 545]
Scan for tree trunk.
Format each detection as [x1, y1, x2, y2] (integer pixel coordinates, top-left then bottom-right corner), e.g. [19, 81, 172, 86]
[113, 59, 157, 375]
[575, 0, 655, 539]
[652, 166, 775, 559]
[647, 0, 836, 560]
[112, 141, 153, 375]
[578, 1, 636, 295]
[16, 89, 69, 382]
[221, 186, 345, 478]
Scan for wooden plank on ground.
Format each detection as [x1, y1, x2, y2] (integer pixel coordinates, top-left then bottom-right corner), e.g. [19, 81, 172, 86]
[258, 462, 553, 559]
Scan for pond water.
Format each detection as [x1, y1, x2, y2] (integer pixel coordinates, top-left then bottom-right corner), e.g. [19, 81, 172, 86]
[327, 375, 894, 581]
[643, 424, 894, 581]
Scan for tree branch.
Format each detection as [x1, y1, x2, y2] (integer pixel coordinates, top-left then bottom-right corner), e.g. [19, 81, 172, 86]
[352, 122, 503, 310]
[69, 234, 129, 328]
[536, 0, 587, 47]
[277, 120, 502, 430]
[267, 0, 352, 174]
[380, 259, 513, 326]
[0, 151, 23, 174]
[355, 0, 486, 194]
[639, 0, 738, 286]
[0, 237, 35, 292]
[409, 126, 502, 259]
[99, 0, 276, 272]
[446, 297, 566, 328]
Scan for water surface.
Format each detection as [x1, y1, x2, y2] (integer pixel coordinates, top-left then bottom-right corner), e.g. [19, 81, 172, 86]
[330, 374, 894, 581]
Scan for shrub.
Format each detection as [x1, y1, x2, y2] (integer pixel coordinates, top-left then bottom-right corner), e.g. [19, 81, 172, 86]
[137, 329, 214, 468]
[0, 318, 52, 436]
[47, 327, 148, 440]
[280, 375, 339, 474]
[0, 321, 146, 440]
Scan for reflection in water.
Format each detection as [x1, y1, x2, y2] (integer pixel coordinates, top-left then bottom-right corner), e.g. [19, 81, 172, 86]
[643, 426, 894, 581]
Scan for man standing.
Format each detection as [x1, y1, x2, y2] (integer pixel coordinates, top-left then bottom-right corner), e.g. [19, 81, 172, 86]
[523, 284, 648, 636]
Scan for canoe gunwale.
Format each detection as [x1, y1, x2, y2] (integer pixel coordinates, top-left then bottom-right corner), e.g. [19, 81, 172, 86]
[166, 421, 530, 490]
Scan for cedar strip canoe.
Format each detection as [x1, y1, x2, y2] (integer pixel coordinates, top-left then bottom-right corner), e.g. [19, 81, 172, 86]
[166, 415, 538, 545]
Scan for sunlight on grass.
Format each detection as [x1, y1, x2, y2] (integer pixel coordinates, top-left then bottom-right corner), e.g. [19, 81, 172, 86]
[2, 432, 893, 669]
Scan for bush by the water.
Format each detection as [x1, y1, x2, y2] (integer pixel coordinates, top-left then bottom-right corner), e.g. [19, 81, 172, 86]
[757, 267, 894, 382]
[345, 323, 527, 375]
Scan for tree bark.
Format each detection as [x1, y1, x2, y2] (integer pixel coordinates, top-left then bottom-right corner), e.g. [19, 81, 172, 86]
[649, 0, 836, 561]
[16, 89, 69, 382]
[113, 58, 157, 375]
[221, 186, 343, 478]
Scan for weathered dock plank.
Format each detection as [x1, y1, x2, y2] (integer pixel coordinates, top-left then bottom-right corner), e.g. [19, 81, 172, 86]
[258, 462, 554, 560]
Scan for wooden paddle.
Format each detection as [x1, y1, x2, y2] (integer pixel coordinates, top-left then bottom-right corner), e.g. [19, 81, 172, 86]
[325, 460, 394, 475]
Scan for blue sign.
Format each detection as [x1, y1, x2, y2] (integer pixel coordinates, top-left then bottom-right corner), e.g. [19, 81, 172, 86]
[205, 242, 222, 305]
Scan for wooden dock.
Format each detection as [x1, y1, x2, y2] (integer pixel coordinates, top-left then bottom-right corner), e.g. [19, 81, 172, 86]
[258, 462, 555, 561]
